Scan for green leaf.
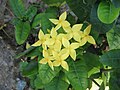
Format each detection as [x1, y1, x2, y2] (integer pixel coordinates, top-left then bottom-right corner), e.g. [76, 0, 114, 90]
[22, 60, 38, 77]
[109, 69, 120, 90]
[38, 64, 60, 84]
[45, 74, 69, 90]
[97, 1, 119, 24]
[19, 61, 28, 71]
[15, 20, 31, 45]
[67, 0, 96, 22]
[90, 3, 113, 34]
[9, 0, 25, 18]
[15, 46, 36, 59]
[107, 26, 120, 50]
[42, 0, 64, 6]
[32, 12, 56, 33]
[100, 49, 120, 68]
[82, 52, 102, 71]
[25, 5, 37, 21]
[64, 59, 88, 90]
[26, 47, 42, 57]
[34, 75, 44, 89]
[111, 0, 120, 8]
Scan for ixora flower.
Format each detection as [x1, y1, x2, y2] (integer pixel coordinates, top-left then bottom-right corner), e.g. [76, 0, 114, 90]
[62, 38, 79, 60]
[49, 11, 70, 30]
[32, 11, 96, 71]
[32, 30, 50, 49]
[52, 51, 69, 71]
[76, 25, 96, 46]
[64, 24, 83, 40]
[39, 50, 54, 70]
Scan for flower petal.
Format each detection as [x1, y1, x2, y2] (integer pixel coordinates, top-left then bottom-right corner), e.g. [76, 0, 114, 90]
[39, 58, 47, 64]
[51, 27, 57, 38]
[60, 49, 69, 60]
[79, 37, 87, 46]
[32, 40, 41, 46]
[49, 19, 59, 24]
[70, 43, 80, 49]
[62, 21, 70, 27]
[38, 30, 44, 40]
[87, 36, 96, 44]
[84, 24, 91, 35]
[66, 33, 73, 40]
[53, 60, 61, 66]
[45, 39, 55, 46]
[59, 11, 67, 21]
[54, 40, 61, 52]
[55, 24, 61, 30]
[73, 32, 81, 41]
[62, 38, 70, 48]
[72, 24, 83, 32]
[63, 26, 71, 33]
[43, 50, 49, 58]
[48, 61, 54, 70]
[61, 61, 69, 71]
[70, 49, 76, 60]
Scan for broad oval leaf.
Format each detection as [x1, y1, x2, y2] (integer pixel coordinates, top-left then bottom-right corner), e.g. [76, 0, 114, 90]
[45, 75, 69, 90]
[97, 1, 119, 24]
[107, 26, 120, 50]
[100, 49, 120, 68]
[64, 59, 88, 90]
[90, 3, 113, 34]
[109, 69, 120, 90]
[9, 0, 25, 18]
[38, 64, 60, 84]
[15, 20, 31, 45]
[22, 61, 38, 77]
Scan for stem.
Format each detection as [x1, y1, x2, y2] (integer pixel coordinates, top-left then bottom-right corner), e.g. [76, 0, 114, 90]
[2, 28, 12, 39]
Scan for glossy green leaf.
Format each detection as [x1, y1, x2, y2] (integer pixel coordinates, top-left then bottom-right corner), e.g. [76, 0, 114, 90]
[34, 75, 44, 89]
[42, 0, 64, 6]
[82, 52, 102, 71]
[97, 1, 119, 24]
[38, 64, 60, 84]
[15, 20, 31, 45]
[90, 3, 113, 34]
[64, 59, 88, 90]
[100, 49, 120, 68]
[19, 61, 28, 71]
[109, 69, 120, 90]
[32, 13, 56, 33]
[22, 61, 38, 77]
[107, 26, 120, 50]
[67, 0, 96, 22]
[9, 0, 25, 18]
[45, 75, 69, 90]
[111, 0, 120, 8]
[25, 6, 37, 21]
[26, 47, 42, 57]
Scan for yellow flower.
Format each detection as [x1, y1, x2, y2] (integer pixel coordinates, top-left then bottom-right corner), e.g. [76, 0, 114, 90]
[32, 30, 50, 50]
[77, 25, 96, 46]
[39, 50, 54, 70]
[62, 38, 79, 60]
[45, 28, 62, 52]
[49, 11, 70, 30]
[64, 24, 83, 40]
[52, 51, 69, 71]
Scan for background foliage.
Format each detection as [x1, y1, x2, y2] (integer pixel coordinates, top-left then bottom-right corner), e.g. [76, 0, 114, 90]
[10, 0, 120, 90]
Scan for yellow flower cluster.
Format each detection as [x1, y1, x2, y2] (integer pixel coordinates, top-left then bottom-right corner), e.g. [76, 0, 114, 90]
[32, 12, 96, 71]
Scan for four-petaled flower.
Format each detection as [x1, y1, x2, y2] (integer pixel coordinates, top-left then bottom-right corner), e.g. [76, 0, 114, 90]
[76, 25, 96, 46]
[39, 50, 54, 70]
[49, 11, 70, 30]
[52, 51, 69, 71]
[62, 38, 79, 60]
[32, 30, 50, 50]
